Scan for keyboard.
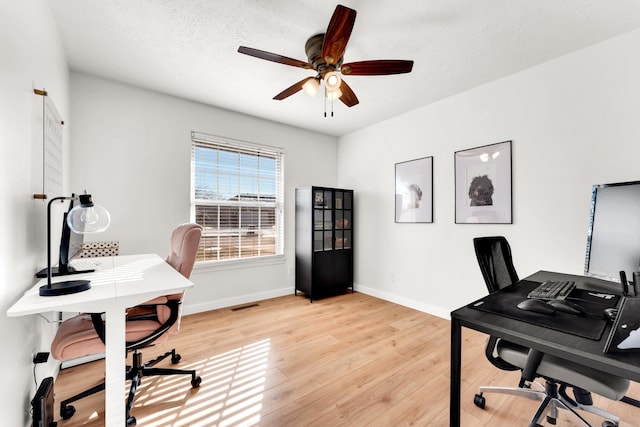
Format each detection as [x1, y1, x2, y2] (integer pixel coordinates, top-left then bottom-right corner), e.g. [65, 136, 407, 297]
[70, 259, 100, 272]
[527, 280, 576, 300]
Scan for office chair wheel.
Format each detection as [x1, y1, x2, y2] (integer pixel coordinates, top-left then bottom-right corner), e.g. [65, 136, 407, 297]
[60, 404, 76, 420]
[127, 415, 137, 426]
[602, 421, 617, 427]
[191, 375, 202, 388]
[171, 353, 181, 364]
[473, 392, 486, 409]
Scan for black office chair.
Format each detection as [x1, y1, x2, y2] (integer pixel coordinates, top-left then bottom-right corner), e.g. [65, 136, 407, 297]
[473, 236, 629, 427]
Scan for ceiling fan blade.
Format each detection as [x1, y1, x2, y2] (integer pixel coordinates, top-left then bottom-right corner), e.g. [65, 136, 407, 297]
[341, 60, 414, 75]
[238, 46, 313, 69]
[273, 77, 317, 100]
[338, 79, 359, 107]
[321, 5, 357, 65]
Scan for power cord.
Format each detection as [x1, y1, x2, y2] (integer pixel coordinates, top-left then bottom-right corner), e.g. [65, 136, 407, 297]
[32, 352, 50, 387]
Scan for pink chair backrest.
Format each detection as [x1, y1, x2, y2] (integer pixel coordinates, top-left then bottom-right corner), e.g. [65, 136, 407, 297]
[165, 223, 202, 279]
[160, 223, 202, 333]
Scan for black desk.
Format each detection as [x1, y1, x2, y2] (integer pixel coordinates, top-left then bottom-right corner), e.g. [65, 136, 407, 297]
[449, 271, 640, 427]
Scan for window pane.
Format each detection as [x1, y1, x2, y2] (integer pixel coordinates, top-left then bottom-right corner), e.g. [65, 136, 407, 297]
[192, 135, 283, 263]
[344, 230, 352, 249]
[335, 210, 344, 229]
[323, 210, 332, 230]
[324, 231, 333, 251]
[314, 209, 323, 229]
[314, 231, 323, 252]
[344, 192, 352, 209]
[324, 191, 332, 209]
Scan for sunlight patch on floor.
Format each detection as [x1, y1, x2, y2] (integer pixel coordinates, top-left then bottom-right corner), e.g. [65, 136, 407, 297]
[137, 338, 271, 427]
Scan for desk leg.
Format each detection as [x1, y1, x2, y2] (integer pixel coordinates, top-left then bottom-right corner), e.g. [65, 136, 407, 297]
[450, 317, 461, 427]
[105, 308, 126, 426]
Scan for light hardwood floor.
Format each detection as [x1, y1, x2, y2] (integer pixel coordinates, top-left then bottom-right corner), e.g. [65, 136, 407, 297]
[53, 292, 639, 426]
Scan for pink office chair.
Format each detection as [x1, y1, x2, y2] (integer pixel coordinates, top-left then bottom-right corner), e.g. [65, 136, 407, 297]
[51, 223, 203, 427]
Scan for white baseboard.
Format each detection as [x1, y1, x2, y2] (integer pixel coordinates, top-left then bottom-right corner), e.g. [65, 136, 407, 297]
[355, 285, 451, 320]
[182, 285, 451, 320]
[182, 287, 293, 315]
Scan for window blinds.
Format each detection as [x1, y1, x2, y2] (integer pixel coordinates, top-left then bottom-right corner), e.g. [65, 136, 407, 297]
[191, 132, 284, 262]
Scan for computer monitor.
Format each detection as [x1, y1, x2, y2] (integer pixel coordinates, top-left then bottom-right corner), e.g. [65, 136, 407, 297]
[35, 197, 94, 278]
[584, 180, 640, 283]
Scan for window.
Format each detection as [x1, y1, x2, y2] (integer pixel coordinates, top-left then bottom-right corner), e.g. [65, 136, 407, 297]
[191, 132, 284, 263]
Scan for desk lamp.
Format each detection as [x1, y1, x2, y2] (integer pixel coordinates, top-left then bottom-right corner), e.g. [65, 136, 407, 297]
[40, 193, 111, 296]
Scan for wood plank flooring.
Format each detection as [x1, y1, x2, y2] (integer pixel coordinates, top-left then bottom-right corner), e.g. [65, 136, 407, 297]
[53, 292, 640, 426]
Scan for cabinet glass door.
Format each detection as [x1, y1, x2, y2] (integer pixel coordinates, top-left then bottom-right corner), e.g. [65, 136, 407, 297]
[334, 191, 352, 250]
[313, 189, 333, 252]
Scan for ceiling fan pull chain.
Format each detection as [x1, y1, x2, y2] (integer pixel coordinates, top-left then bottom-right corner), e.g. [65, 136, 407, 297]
[324, 87, 327, 117]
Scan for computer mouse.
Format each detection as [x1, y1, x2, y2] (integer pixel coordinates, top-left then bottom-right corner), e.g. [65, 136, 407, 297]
[517, 298, 556, 314]
[547, 299, 586, 315]
[604, 308, 618, 321]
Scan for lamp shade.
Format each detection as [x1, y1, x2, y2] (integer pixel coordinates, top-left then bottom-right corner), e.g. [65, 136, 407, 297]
[67, 194, 111, 233]
[326, 88, 343, 101]
[324, 71, 341, 92]
[302, 78, 320, 98]
[39, 192, 111, 296]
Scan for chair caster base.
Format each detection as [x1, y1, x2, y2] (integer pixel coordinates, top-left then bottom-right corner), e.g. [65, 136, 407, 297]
[191, 375, 202, 388]
[60, 404, 76, 420]
[127, 415, 137, 426]
[473, 392, 486, 409]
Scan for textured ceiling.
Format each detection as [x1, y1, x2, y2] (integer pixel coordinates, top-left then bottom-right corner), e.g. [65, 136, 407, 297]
[49, 0, 640, 137]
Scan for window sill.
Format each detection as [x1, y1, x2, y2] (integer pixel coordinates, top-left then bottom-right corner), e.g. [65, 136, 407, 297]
[193, 254, 285, 273]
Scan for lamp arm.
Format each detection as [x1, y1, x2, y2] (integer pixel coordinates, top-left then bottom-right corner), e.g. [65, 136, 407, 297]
[46, 196, 74, 287]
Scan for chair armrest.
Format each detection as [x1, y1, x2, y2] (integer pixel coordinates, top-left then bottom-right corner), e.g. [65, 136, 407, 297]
[126, 296, 169, 321]
[127, 299, 181, 350]
[88, 299, 181, 351]
[486, 336, 520, 371]
[520, 348, 544, 387]
[133, 296, 169, 306]
[90, 313, 106, 344]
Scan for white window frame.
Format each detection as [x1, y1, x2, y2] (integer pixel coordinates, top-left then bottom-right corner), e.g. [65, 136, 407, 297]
[191, 131, 285, 268]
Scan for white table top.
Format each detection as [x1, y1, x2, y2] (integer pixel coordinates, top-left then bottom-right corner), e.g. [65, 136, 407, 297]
[7, 254, 194, 317]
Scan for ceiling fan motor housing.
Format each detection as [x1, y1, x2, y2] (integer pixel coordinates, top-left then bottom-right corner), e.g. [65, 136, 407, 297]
[305, 33, 342, 77]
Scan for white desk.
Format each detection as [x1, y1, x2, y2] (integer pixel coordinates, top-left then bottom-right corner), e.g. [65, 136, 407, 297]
[7, 254, 194, 427]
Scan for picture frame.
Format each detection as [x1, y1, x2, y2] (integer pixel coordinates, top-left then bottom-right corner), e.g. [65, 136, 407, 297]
[455, 140, 512, 224]
[395, 156, 433, 223]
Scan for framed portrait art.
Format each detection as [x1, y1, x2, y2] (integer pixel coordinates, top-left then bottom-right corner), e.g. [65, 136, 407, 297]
[455, 140, 512, 224]
[395, 156, 433, 223]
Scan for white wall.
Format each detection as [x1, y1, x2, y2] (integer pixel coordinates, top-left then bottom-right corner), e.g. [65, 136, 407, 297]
[338, 29, 640, 317]
[4, 3, 639, 423]
[0, 1, 70, 425]
[69, 73, 338, 313]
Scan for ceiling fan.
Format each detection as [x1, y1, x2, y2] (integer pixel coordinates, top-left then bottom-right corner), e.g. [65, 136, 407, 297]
[238, 4, 414, 111]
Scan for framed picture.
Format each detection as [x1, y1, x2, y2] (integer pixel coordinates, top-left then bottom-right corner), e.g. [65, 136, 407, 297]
[455, 140, 512, 224]
[395, 156, 433, 223]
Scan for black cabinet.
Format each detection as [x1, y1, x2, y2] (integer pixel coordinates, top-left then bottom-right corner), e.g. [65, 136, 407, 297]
[295, 187, 353, 301]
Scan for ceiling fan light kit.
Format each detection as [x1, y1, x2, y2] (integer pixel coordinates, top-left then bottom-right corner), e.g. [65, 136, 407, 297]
[302, 78, 320, 97]
[323, 71, 341, 92]
[326, 87, 342, 101]
[238, 4, 414, 117]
